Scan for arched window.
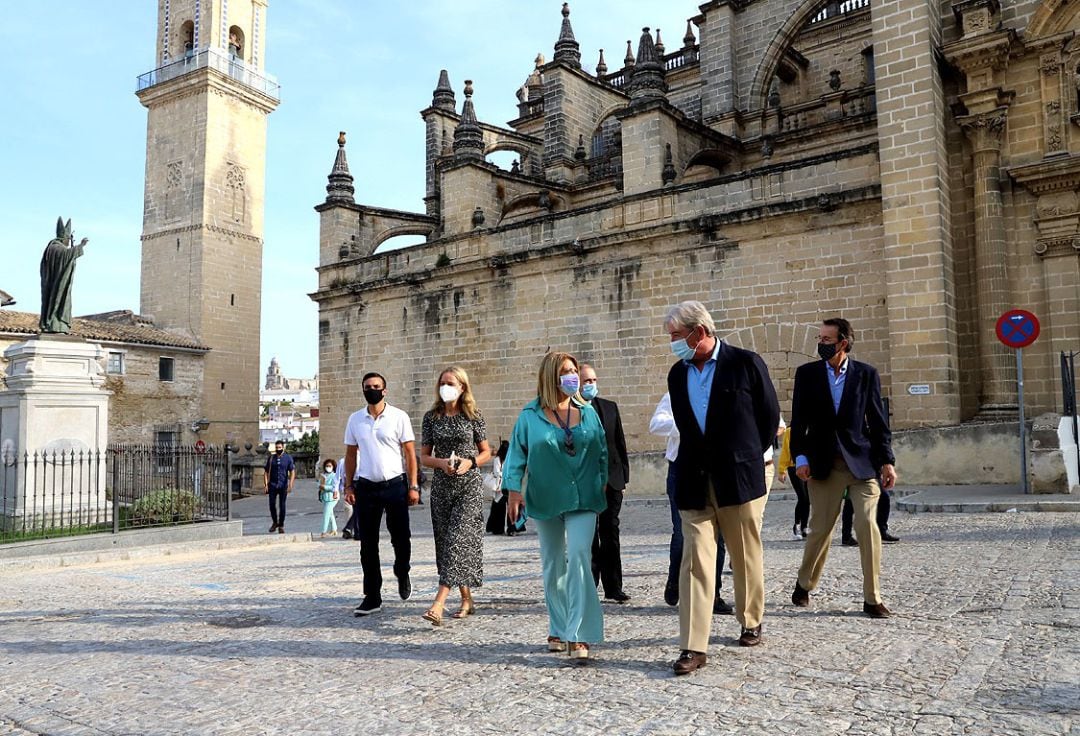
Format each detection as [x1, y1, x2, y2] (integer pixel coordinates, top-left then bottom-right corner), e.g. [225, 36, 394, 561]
[862, 45, 875, 86]
[485, 150, 519, 171]
[373, 234, 428, 254]
[228, 26, 245, 60]
[180, 21, 195, 58]
[588, 115, 622, 181]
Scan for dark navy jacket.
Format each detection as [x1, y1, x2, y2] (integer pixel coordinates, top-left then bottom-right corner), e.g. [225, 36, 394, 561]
[591, 395, 630, 492]
[789, 358, 894, 481]
[667, 342, 780, 509]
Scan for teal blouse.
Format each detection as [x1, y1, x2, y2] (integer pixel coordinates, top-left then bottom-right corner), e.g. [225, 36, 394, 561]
[501, 397, 609, 520]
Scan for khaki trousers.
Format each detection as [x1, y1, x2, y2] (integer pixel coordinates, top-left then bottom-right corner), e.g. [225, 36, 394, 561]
[679, 482, 766, 652]
[797, 458, 883, 604]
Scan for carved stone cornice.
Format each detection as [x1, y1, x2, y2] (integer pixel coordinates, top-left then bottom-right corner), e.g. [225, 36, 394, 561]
[1021, 30, 1074, 55]
[956, 107, 1008, 151]
[942, 29, 1015, 80]
[1009, 154, 1080, 194]
[1033, 235, 1080, 258]
[140, 223, 262, 244]
[1009, 155, 1080, 257]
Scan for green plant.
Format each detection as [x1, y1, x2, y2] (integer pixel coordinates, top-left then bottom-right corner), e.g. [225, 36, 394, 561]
[286, 430, 319, 455]
[435, 252, 451, 267]
[130, 489, 198, 526]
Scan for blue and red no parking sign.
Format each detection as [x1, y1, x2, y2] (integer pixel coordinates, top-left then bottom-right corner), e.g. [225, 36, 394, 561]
[995, 309, 1040, 494]
[995, 309, 1040, 349]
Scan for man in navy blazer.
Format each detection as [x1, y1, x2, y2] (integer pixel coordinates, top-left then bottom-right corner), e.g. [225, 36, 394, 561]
[789, 318, 897, 618]
[580, 363, 632, 603]
[665, 301, 780, 675]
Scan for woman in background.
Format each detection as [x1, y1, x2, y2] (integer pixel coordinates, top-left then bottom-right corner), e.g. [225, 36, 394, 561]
[318, 458, 339, 537]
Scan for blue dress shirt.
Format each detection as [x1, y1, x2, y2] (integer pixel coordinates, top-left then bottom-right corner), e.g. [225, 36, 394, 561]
[685, 340, 723, 434]
[795, 359, 848, 469]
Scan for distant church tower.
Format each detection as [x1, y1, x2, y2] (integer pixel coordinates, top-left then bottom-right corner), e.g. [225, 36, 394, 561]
[136, 0, 279, 446]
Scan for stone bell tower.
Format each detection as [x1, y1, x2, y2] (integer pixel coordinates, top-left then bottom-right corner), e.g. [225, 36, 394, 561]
[136, 0, 279, 447]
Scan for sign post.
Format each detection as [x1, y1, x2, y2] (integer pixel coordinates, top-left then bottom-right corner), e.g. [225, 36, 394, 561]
[995, 309, 1041, 494]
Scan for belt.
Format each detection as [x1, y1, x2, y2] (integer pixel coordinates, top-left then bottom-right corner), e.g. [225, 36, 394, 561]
[354, 474, 406, 490]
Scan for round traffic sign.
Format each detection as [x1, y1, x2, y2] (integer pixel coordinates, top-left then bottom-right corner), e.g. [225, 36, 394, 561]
[195, 439, 207, 454]
[995, 309, 1040, 349]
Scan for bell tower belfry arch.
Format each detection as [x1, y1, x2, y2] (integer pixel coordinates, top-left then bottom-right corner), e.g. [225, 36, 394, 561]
[136, 0, 279, 446]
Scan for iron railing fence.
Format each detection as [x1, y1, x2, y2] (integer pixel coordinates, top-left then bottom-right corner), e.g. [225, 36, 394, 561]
[136, 47, 280, 100]
[1062, 351, 1078, 478]
[0, 444, 231, 544]
[0, 448, 108, 543]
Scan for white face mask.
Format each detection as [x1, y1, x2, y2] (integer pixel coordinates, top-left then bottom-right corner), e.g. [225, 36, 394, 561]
[439, 384, 462, 404]
[325, 466, 333, 473]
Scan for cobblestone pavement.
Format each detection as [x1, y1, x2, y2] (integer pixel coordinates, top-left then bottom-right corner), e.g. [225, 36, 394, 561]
[0, 499, 1076, 736]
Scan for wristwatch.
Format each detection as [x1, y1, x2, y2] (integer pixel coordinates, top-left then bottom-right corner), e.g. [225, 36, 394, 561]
[409, 484, 420, 491]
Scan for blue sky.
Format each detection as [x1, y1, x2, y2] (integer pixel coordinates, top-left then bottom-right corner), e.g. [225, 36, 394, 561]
[0, 1, 697, 379]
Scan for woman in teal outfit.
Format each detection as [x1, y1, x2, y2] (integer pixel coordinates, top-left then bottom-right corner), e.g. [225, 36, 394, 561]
[503, 351, 608, 660]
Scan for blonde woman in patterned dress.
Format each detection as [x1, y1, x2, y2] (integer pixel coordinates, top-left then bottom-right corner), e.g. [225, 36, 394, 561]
[419, 366, 492, 625]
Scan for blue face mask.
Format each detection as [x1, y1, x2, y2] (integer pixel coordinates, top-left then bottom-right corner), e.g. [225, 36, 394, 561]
[581, 383, 598, 401]
[559, 374, 580, 396]
[670, 337, 696, 361]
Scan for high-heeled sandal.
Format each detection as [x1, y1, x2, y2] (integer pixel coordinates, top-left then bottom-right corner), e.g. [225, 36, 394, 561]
[422, 605, 443, 627]
[568, 642, 590, 660]
[452, 599, 475, 619]
[547, 636, 566, 652]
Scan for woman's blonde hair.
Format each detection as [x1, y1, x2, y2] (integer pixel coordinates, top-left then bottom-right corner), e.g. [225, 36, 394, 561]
[536, 351, 580, 410]
[431, 365, 480, 420]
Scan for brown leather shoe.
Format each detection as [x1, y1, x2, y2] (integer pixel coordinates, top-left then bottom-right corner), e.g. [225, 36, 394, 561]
[863, 602, 892, 618]
[672, 650, 706, 675]
[791, 581, 810, 607]
[738, 626, 763, 647]
[277, 526, 285, 534]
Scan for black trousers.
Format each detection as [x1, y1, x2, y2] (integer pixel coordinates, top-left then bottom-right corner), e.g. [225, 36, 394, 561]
[787, 467, 810, 531]
[486, 492, 507, 535]
[842, 489, 890, 539]
[268, 488, 288, 527]
[354, 475, 411, 601]
[591, 486, 624, 596]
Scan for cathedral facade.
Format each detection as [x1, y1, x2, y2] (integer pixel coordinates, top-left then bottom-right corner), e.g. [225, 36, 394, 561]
[311, 0, 1079, 481]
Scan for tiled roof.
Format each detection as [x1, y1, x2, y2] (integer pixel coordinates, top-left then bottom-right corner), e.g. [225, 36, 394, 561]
[0, 310, 209, 351]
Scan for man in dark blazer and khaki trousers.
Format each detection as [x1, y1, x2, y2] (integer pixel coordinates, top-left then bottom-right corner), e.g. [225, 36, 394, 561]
[664, 301, 780, 675]
[580, 364, 632, 602]
[790, 317, 897, 618]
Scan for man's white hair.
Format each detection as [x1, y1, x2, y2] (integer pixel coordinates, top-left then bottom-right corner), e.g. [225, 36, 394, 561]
[664, 301, 716, 336]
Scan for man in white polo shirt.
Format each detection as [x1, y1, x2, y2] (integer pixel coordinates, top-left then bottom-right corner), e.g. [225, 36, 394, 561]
[344, 371, 420, 616]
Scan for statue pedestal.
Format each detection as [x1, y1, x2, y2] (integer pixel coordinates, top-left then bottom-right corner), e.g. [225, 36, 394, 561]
[0, 336, 111, 530]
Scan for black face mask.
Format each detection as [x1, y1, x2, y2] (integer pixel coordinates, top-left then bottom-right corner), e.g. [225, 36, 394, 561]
[275, 448, 284, 455]
[363, 387, 384, 405]
[817, 342, 842, 361]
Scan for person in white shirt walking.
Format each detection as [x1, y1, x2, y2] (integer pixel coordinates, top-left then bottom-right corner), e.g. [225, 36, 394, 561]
[344, 372, 420, 616]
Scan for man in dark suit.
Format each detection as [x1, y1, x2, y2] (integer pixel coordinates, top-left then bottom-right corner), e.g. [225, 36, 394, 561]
[580, 364, 631, 603]
[790, 317, 897, 618]
[664, 301, 780, 676]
